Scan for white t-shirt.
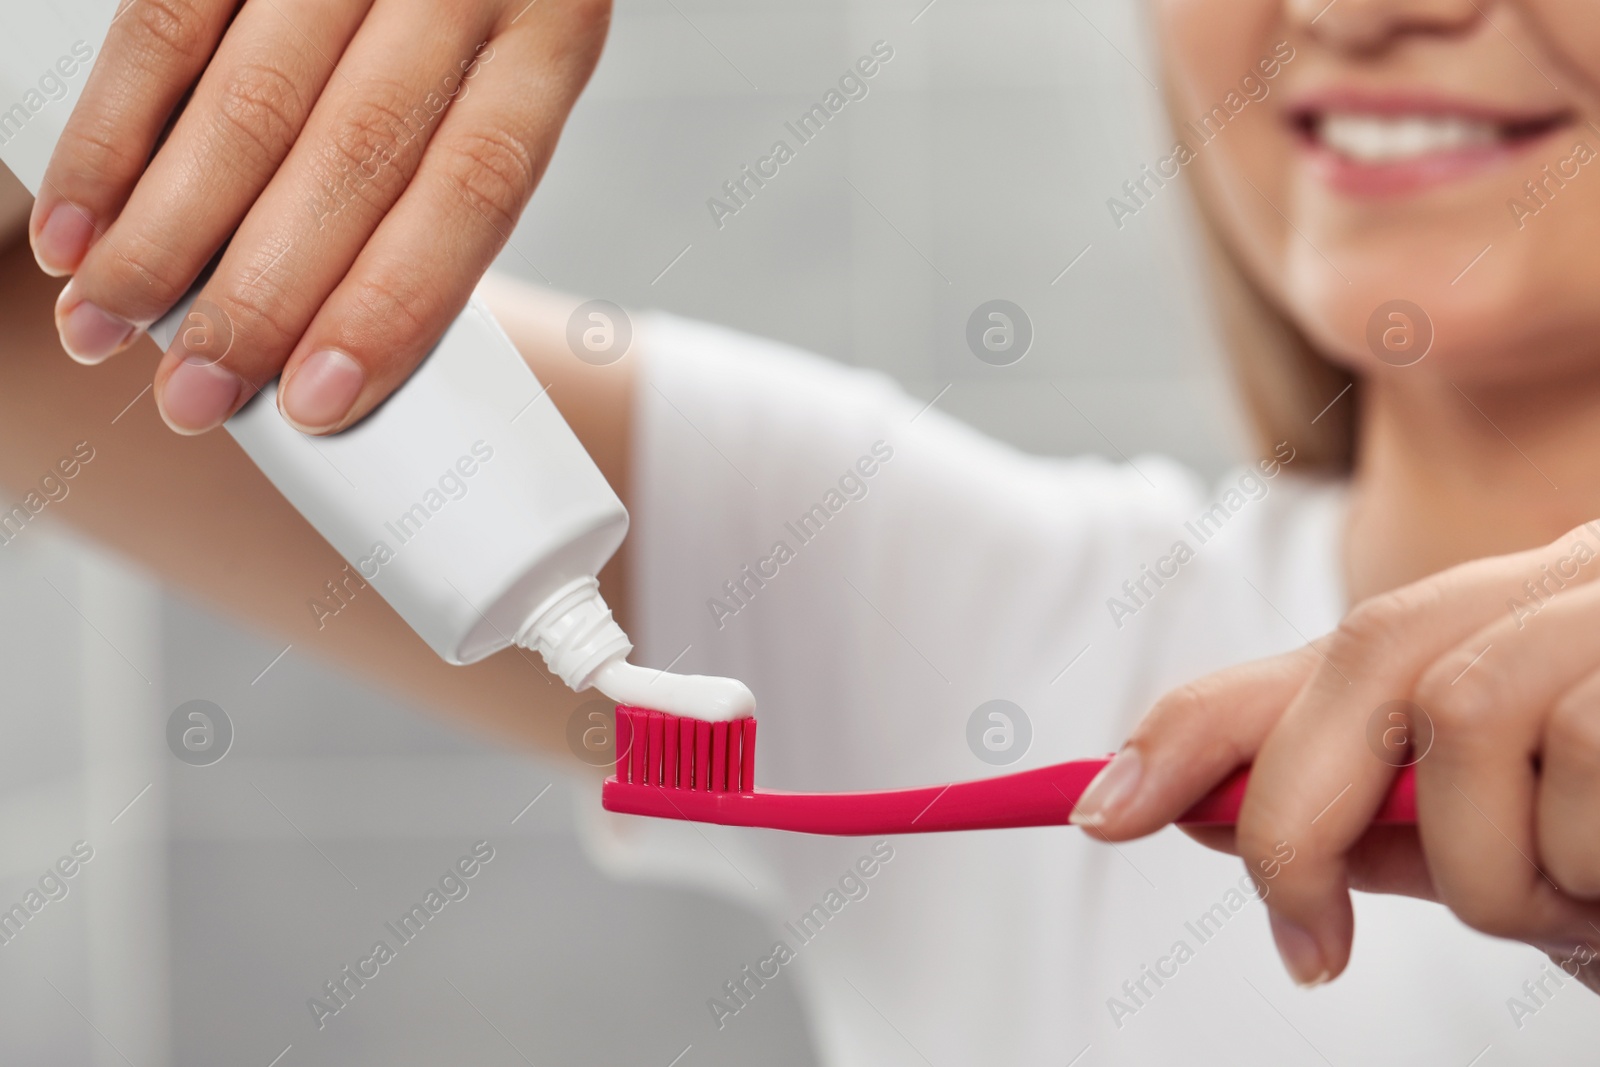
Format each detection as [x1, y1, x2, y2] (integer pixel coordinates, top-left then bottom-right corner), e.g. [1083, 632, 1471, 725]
[583, 312, 1600, 1065]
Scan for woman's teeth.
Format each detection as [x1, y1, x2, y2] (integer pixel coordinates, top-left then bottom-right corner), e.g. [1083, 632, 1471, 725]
[1318, 114, 1499, 163]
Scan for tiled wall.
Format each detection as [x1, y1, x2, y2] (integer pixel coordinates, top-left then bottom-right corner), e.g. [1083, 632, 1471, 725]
[510, 0, 1245, 475]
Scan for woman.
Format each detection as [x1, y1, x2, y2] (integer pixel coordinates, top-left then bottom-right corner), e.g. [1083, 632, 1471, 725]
[2, 0, 1598, 1062]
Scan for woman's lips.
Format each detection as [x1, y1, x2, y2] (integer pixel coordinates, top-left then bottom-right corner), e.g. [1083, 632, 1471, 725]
[1287, 92, 1575, 197]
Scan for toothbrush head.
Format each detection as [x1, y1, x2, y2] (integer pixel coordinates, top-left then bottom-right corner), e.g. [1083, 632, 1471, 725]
[613, 706, 757, 793]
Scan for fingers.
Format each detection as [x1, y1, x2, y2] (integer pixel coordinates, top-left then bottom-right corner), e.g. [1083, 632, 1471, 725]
[1186, 823, 1441, 899]
[152, 0, 500, 433]
[1071, 646, 1319, 839]
[275, 1, 609, 433]
[1234, 543, 1579, 985]
[55, 0, 366, 365]
[1409, 658, 1552, 935]
[1412, 572, 1600, 941]
[1180, 825, 1239, 855]
[38, 0, 609, 436]
[31, 0, 235, 280]
[1343, 825, 1437, 901]
[1541, 668, 1600, 898]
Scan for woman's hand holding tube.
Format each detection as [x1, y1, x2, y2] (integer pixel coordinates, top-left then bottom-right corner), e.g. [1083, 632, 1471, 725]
[1071, 522, 1600, 992]
[29, 0, 608, 435]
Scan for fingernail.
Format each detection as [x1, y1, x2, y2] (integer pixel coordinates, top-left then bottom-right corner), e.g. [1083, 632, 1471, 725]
[159, 356, 243, 435]
[1269, 911, 1330, 988]
[56, 287, 136, 365]
[280, 349, 365, 432]
[33, 202, 94, 276]
[1070, 747, 1143, 827]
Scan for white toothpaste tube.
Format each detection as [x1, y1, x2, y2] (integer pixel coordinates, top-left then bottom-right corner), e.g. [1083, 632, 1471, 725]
[0, 1, 753, 719]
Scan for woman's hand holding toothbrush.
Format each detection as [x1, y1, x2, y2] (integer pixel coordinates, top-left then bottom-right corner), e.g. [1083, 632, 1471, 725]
[1072, 523, 1600, 992]
[29, 0, 609, 435]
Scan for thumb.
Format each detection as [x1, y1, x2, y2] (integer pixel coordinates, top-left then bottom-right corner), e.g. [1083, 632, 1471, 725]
[1073, 646, 1320, 841]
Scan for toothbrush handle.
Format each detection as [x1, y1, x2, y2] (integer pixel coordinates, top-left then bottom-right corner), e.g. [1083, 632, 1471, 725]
[876, 757, 1419, 830]
[600, 759, 1418, 834]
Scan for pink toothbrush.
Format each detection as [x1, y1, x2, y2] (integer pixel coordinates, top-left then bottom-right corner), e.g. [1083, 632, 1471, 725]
[600, 707, 1419, 834]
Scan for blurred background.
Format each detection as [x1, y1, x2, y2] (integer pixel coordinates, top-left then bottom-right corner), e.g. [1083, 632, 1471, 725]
[0, 0, 1247, 1062]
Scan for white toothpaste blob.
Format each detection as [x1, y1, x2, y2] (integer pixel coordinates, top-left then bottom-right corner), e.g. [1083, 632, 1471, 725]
[517, 576, 754, 721]
[592, 659, 755, 721]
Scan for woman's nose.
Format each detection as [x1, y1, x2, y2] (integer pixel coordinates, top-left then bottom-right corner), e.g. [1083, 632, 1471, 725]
[1287, 0, 1481, 52]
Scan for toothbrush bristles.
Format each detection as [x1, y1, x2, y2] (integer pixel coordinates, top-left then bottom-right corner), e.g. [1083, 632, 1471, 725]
[614, 706, 756, 793]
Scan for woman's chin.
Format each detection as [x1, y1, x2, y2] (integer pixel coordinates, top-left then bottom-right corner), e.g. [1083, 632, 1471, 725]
[1288, 276, 1507, 380]
[1272, 180, 1600, 378]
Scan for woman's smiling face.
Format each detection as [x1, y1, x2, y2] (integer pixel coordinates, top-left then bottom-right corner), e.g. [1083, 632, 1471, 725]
[1155, 0, 1600, 381]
